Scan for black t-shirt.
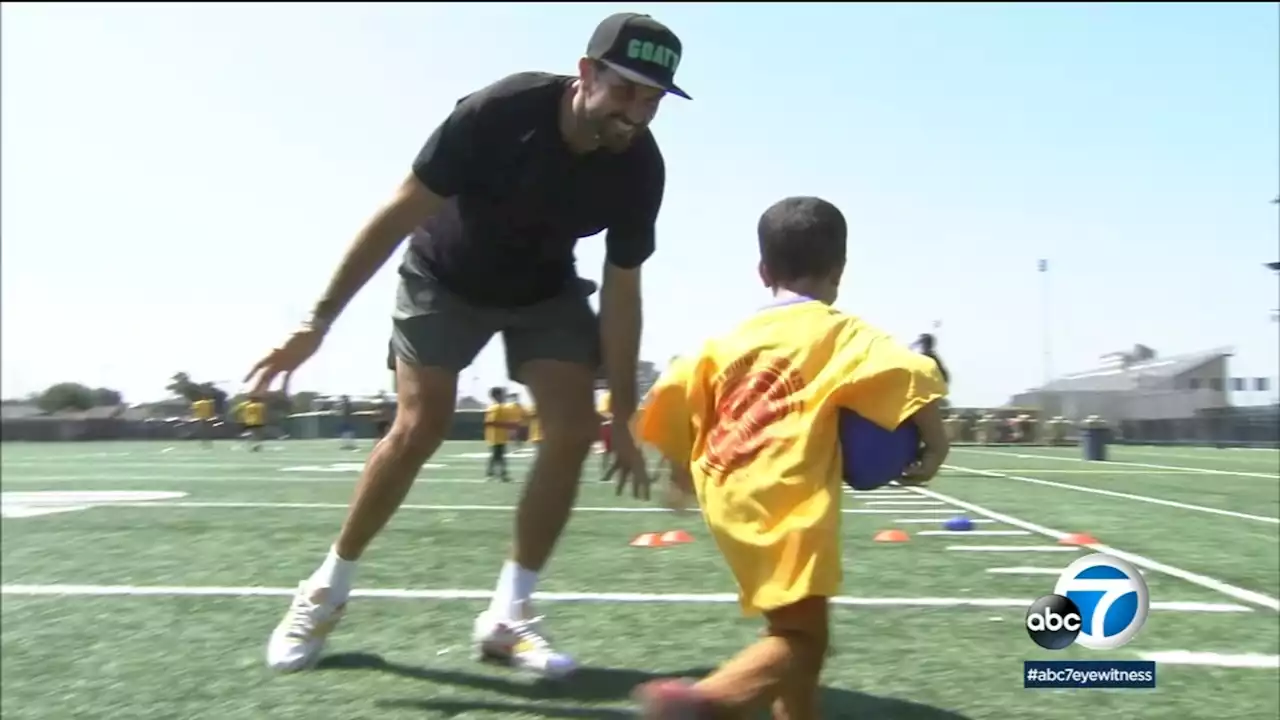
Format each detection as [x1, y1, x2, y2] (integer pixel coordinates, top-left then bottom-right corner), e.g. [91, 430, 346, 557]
[403, 72, 666, 307]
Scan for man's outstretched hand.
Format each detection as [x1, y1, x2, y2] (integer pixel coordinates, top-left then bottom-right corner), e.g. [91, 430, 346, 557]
[243, 321, 327, 397]
[609, 426, 652, 501]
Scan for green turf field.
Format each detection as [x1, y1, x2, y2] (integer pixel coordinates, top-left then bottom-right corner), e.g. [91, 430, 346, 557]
[2, 440, 1278, 719]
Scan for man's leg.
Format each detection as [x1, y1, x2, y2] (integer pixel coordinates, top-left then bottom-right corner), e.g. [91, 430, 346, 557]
[472, 286, 600, 679]
[266, 275, 497, 672]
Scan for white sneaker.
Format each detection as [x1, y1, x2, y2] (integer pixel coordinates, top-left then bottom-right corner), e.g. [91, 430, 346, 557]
[472, 604, 577, 679]
[266, 583, 346, 672]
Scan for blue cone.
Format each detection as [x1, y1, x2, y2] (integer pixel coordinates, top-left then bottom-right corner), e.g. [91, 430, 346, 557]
[943, 515, 973, 531]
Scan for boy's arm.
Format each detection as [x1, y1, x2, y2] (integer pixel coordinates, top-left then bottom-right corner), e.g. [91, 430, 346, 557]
[634, 358, 697, 468]
[833, 333, 949, 432]
[901, 399, 949, 484]
[635, 357, 700, 509]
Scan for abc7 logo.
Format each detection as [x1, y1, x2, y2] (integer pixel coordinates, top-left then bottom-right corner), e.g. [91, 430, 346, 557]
[1025, 553, 1150, 651]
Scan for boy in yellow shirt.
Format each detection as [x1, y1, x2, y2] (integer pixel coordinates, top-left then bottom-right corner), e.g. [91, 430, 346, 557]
[596, 389, 614, 479]
[191, 397, 215, 448]
[633, 196, 950, 719]
[483, 388, 524, 482]
[235, 395, 268, 452]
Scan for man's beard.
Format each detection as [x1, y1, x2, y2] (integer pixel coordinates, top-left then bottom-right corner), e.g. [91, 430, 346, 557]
[593, 113, 644, 152]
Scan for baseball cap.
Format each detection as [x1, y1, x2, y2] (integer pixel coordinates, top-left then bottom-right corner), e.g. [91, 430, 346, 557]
[585, 13, 691, 100]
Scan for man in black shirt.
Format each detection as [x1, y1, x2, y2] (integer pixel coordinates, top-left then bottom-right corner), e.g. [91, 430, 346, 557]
[248, 13, 689, 679]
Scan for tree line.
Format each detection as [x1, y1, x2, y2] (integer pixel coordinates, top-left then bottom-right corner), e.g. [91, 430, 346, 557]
[12, 372, 326, 415]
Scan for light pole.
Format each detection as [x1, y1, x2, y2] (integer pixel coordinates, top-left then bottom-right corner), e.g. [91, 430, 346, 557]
[1270, 195, 1278, 321]
[1270, 195, 1279, 319]
[1269, 261, 1279, 322]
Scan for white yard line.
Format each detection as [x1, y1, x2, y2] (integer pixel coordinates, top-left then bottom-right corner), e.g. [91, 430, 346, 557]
[0, 583, 1253, 613]
[894, 518, 993, 524]
[951, 469, 1220, 475]
[916, 530, 1029, 537]
[943, 464, 1280, 525]
[0, 498, 951, 516]
[1136, 651, 1279, 669]
[906, 484, 1280, 612]
[986, 567, 1068, 575]
[0, 476, 490, 484]
[953, 447, 1279, 480]
[987, 565, 1146, 576]
[864, 500, 946, 506]
[947, 545, 1080, 553]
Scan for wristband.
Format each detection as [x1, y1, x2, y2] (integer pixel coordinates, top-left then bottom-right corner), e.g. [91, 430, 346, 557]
[303, 314, 333, 335]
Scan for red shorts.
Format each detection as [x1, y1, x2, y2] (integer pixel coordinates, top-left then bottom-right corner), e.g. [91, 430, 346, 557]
[599, 421, 613, 452]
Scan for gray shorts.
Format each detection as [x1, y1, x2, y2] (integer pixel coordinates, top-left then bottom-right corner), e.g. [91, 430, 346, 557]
[390, 272, 601, 380]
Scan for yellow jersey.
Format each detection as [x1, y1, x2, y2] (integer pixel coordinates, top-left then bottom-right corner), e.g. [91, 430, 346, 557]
[637, 299, 947, 615]
[597, 390, 612, 421]
[237, 401, 266, 427]
[526, 409, 542, 443]
[192, 399, 214, 421]
[484, 402, 525, 446]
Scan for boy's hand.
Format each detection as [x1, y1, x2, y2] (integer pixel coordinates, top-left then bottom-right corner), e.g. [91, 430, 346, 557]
[902, 400, 949, 487]
[663, 466, 695, 514]
[900, 449, 945, 485]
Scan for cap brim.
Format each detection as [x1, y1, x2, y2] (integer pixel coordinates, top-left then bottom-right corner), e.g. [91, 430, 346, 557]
[601, 60, 692, 100]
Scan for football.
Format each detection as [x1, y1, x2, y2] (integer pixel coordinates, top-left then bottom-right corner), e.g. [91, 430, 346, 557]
[839, 409, 922, 491]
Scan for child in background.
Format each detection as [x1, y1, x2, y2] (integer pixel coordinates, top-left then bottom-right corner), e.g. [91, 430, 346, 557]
[632, 196, 950, 719]
[483, 387, 522, 482]
[235, 395, 268, 453]
[191, 396, 215, 449]
[596, 389, 614, 479]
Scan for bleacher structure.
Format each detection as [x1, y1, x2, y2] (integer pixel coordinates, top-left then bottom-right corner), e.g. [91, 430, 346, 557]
[1008, 346, 1278, 446]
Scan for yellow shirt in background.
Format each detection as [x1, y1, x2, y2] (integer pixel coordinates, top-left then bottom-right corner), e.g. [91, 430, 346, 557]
[237, 401, 265, 427]
[192, 399, 214, 421]
[485, 403, 524, 446]
[527, 409, 542, 443]
[597, 391, 612, 421]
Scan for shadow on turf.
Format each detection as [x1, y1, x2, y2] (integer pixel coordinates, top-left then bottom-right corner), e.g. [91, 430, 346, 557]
[318, 652, 971, 719]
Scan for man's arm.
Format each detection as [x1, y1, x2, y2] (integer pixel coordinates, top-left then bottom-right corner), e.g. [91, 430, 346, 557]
[600, 143, 664, 425]
[310, 176, 444, 328]
[309, 91, 485, 330]
[599, 265, 643, 423]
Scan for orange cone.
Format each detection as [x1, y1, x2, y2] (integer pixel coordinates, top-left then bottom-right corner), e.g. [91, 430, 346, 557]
[660, 530, 693, 544]
[630, 532, 665, 548]
[873, 529, 910, 543]
[1059, 532, 1098, 546]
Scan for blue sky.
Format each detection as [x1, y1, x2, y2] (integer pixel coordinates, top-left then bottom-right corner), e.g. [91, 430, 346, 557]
[2, 2, 1277, 406]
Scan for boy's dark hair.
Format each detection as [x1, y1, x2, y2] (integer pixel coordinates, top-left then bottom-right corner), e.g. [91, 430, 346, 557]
[757, 196, 848, 283]
[490, 387, 505, 403]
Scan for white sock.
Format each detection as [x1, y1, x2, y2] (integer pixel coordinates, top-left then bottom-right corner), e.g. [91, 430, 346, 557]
[488, 560, 538, 619]
[307, 546, 357, 603]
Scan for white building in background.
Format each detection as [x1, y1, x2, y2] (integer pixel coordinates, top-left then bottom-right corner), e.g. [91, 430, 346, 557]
[1008, 345, 1243, 422]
